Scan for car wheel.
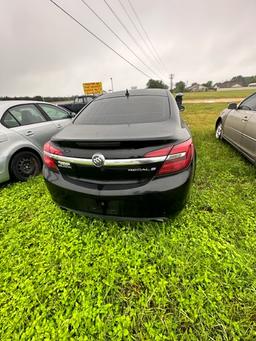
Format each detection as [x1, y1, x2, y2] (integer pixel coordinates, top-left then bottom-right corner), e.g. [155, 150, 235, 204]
[10, 151, 41, 182]
[215, 121, 223, 140]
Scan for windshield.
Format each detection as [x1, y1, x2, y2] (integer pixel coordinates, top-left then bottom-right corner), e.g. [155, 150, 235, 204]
[74, 95, 170, 125]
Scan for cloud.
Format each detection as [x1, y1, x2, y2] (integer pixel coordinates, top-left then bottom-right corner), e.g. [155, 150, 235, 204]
[0, 0, 255, 95]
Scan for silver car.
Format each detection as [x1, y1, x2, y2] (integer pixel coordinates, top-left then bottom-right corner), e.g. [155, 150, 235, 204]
[215, 92, 256, 164]
[0, 101, 72, 183]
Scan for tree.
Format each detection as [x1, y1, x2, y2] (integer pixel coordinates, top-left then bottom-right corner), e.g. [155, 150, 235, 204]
[175, 81, 186, 93]
[202, 80, 213, 88]
[33, 95, 44, 101]
[231, 75, 245, 86]
[146, 79, 168, 89]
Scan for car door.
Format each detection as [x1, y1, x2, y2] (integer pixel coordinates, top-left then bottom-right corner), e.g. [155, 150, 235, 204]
[223, 108, 246, 148]
[223, 93, 256, 149]
[7, 104, 58, 149]
[240, 110, 256, 163]
[37, 103, 72, 130]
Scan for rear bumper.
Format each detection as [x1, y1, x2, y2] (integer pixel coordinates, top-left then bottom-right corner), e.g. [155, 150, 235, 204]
[44, 164, 194, 219]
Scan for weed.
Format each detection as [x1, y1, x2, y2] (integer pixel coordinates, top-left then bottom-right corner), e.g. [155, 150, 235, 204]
[0, 103, 255, 339]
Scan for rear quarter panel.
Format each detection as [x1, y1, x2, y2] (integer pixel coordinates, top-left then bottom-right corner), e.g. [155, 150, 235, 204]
[0, 127, 42, 182]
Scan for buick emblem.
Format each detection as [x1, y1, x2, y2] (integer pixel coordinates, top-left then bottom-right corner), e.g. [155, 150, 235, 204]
[92, 153, 105, 168]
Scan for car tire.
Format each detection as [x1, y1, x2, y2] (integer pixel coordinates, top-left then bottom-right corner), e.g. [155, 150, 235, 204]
[215, 121, 223, 140]
[10, 151, 41, 182]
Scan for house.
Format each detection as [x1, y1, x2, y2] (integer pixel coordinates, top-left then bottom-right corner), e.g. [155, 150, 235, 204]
[214, 81, 243, 89]
[187, 83, 208, 92]
[232, 84, 242, 88]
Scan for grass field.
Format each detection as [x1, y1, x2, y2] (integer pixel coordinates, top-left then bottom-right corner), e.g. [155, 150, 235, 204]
[0, 103, 256, 340]
[183, 89, 256, 100]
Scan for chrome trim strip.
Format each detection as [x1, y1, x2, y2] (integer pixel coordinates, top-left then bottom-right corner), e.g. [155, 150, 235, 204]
[240, 132, 256, 143]
[230, 127, 256, 142]
[44, 152, 166, 167]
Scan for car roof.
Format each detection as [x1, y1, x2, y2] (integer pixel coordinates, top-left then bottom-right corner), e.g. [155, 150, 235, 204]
[0, 100, 58, 118]
[97, 88, 169, 100]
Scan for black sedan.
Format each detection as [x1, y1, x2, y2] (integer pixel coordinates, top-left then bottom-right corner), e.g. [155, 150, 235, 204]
[215, 92, 256, 164]
[43, 89, 196, 220]
[60, 95, 95, 113]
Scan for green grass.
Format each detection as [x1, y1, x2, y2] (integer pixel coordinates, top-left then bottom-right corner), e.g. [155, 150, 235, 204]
[0, 103, 256, 340]
[183, 89, 256, 100]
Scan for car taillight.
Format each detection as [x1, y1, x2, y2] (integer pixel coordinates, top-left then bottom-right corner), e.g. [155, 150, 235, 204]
[43, 141, 63, 171]
[145, 138, 194, 176]
[44, 142, 63, 155]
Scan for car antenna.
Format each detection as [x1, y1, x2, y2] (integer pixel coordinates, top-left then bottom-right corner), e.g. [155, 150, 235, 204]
[125, 89, 129, 97]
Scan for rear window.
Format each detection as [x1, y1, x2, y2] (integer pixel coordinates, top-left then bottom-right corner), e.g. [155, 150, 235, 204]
[74, 95, 170, 125]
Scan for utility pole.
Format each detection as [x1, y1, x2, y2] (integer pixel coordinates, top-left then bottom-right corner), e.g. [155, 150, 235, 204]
[169, 73, 174, 91]
[110, 77, 114, 92]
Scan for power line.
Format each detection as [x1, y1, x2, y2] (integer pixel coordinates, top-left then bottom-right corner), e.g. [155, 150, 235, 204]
[127, 0, 168, 74]
[127, 0, 167, 71]
[78, 0, 161, 79]
[48, 0, 152, 79]
[118, 0, 164, 75]
[103, 0, 164, 81]
[117, 0, 151, 59]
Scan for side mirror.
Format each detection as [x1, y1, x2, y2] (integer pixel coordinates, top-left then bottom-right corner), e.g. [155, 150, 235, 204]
[70, 112, 76, 118]
[175, 93, 185, 111]
[228, 103, 237, 110]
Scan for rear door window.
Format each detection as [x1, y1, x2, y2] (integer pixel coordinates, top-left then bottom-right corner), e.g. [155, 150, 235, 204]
[75, 95, 170, 125]
[8, 104, 47, 126]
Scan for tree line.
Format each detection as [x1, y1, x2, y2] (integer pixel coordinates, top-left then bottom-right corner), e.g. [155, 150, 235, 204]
[147, 75, 256, 92]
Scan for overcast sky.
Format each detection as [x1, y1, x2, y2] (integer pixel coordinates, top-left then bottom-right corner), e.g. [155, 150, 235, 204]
[0, 0, 255, 96]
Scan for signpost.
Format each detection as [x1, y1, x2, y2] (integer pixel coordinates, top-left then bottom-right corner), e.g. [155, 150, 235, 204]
[83, 82, 103, 95]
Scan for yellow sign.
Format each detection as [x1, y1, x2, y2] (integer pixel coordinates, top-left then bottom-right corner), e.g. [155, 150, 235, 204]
[83, 82, 103, 95]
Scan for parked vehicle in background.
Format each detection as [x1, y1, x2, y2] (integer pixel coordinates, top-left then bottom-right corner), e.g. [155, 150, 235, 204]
[59, 95, 95, 113]
[43, 89, 196, 220]
[0, 101, 73, 183]
[215, 92, 256, 164]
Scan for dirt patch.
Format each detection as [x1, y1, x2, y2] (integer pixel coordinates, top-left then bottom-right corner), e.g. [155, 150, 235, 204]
[184, 98, 243, 104]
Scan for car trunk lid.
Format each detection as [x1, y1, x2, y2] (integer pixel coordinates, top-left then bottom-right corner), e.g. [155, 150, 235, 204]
[51, 123, 183, 187]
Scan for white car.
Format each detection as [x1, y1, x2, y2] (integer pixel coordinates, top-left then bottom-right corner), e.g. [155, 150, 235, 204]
[0, 100, 73, 183]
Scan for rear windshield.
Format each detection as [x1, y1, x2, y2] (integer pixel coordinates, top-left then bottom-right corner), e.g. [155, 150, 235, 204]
[74, 95, 170, 125]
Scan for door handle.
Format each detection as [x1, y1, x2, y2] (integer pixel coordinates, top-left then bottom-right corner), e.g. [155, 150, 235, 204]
[242, 116, 248, 122]
[56, 124, 62, 128]
[25, 130, 34, 136]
